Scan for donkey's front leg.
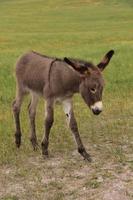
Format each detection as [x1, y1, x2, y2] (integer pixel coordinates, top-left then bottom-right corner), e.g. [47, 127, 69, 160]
[41, 99, 54, 157]
[63, 99, 91, 162]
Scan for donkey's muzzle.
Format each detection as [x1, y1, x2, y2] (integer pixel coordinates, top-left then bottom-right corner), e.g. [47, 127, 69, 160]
[91, 101, 103, 115]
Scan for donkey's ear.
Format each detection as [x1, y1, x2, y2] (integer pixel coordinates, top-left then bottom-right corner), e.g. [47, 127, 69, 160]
[64, 57, 77, 69]
[97, 50, 114, 71]
[64, 57, 88, 74]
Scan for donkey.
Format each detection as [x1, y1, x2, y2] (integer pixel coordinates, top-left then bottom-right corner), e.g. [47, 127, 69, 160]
[12, 50, 114, 161]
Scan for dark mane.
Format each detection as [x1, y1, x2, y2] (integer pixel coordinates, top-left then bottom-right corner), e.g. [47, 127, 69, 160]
[32, 51, 95, 70]
[32, 51, 93, 67]
[66, 58, 94, 68]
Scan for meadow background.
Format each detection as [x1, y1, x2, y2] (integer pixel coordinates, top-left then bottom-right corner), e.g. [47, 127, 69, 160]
[0, 0, 133, 199]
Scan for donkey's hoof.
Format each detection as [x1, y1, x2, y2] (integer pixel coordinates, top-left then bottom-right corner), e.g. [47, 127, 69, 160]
[42, 147, 49, 158]
[42, 152, 49, 159]
[32, 142, 39, 151]
[33, 144, 40, 151]
[84, 153, 92, 162]
[78, 149, 92, 162]
[16, 141, 21, 148]
[30, 138, 39, 151]
[15, 133, 21, 148]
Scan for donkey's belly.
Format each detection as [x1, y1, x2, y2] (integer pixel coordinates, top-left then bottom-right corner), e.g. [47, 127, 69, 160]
[54, 92, 74, 104]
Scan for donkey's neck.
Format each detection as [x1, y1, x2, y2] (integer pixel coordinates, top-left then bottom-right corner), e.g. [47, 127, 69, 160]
[61, 66, 82, 94]
[69, 75, 81, 93]
[49, 63, 82, 98]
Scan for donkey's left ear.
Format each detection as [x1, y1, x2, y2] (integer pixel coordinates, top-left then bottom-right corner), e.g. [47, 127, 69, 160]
[64, 57, 77, 69]
[64, 57, 88, 74]
[97, 50, 114, 71]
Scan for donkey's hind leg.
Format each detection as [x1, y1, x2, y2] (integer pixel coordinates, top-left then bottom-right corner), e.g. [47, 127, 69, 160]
[12, 88, 25, 148]
[28, 92, 39, 151]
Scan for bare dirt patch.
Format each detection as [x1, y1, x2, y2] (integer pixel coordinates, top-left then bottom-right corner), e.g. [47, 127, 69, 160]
[0, 151, 132, 200]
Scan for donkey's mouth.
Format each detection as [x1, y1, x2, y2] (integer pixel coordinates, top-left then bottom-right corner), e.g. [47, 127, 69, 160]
[92, 109, 102, 115]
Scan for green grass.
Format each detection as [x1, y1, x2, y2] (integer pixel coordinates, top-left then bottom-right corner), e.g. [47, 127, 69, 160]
[0, 0, 133, 199]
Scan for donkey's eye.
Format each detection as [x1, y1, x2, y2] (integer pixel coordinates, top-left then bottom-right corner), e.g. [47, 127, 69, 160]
[90, 88, 96, 94]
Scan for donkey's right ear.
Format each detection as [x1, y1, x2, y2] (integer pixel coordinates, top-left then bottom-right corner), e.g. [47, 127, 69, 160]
[97, 50, 114, 71]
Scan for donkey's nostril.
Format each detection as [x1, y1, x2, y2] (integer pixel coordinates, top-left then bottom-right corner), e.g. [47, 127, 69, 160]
[92, 108, 102, 115]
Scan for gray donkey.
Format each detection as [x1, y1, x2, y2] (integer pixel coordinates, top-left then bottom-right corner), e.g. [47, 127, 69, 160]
[12, 50, 114, 161]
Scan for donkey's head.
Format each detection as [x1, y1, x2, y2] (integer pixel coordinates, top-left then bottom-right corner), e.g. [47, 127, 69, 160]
[64, 50, 114, 115]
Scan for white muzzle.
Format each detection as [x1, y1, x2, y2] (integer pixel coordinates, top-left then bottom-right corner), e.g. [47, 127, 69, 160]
[90, 101, 103, 115]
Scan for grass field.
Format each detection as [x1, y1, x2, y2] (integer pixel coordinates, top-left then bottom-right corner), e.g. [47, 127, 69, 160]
[0, 0, 133, 199]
